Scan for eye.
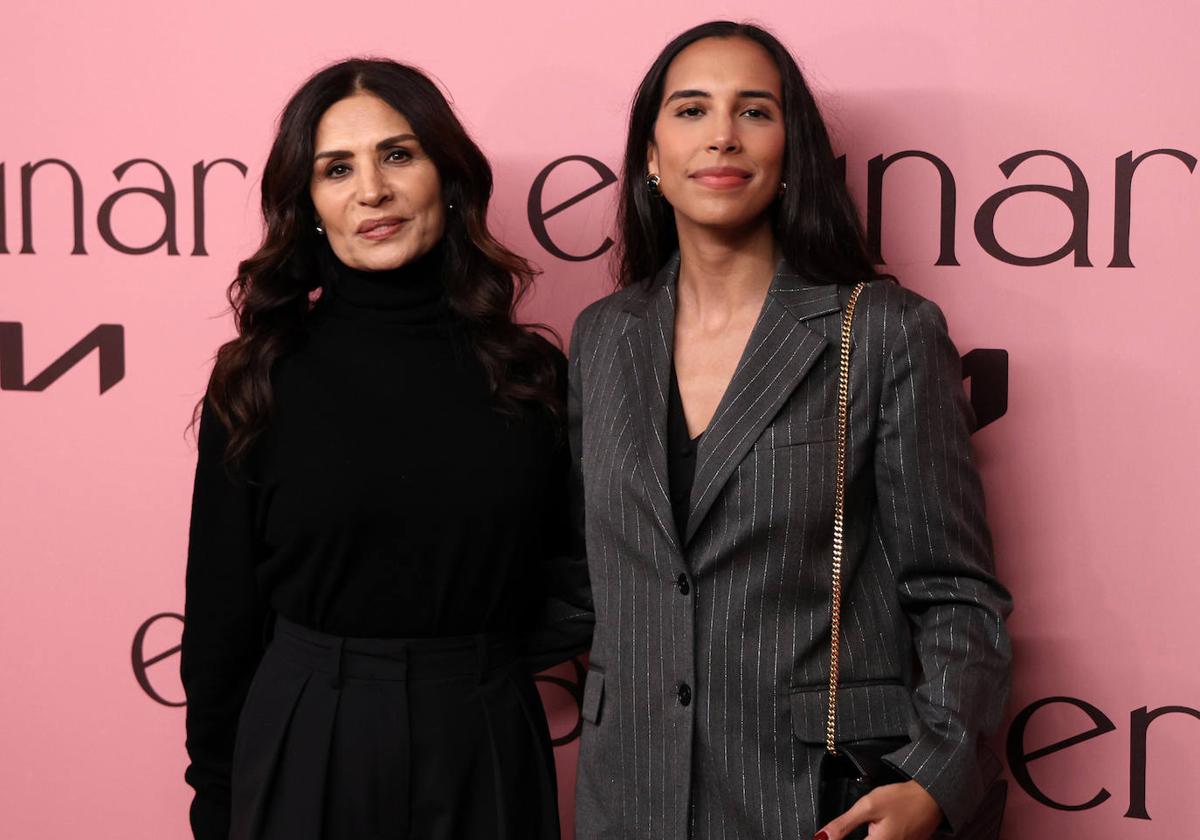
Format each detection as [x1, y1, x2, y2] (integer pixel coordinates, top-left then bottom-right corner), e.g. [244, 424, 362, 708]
[742, 107, 773, 120]
[385, 147, 413, 163]
[675, 105, 704, 118]
[325, 162, 350, 178]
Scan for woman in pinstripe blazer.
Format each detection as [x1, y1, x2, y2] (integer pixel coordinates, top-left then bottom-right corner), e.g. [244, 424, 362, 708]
[567, 21, 1012, 840]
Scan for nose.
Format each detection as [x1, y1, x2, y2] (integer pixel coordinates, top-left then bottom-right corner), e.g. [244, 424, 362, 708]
[356, 162, 392, 206]
[707, 113, 741, 154]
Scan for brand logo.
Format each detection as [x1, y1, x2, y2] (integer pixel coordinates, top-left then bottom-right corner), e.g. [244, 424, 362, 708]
[135, 615, 1200, 821]
[5, 148, 1192, 267]
[525, 149, 1197, 269]
[1008, 695, 1200, 821]
[0, 322, 125, 393]
[0, 158, 247, 256]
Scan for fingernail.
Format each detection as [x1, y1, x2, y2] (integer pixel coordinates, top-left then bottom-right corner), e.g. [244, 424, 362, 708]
[813, 833, 830, 840]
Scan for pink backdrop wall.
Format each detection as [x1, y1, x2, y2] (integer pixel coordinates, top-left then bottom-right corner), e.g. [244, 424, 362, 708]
[3, 2, 1198, 838]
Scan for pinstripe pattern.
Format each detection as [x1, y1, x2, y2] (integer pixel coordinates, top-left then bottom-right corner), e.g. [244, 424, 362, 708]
[570, 256, 1012, 840]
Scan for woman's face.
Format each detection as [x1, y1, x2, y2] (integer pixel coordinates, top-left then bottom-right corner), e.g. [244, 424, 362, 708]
[648, 37, 786, 236]
[310, 93, 445, 271]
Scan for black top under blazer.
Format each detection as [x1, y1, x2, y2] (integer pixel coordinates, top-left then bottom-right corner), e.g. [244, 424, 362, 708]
[567, 254, 1013, 840]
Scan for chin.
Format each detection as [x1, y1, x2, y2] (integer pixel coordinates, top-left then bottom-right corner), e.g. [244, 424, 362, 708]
[353, 244, 418, 272]
[682, 209, 770, 233]
[677, 197, 774, 231]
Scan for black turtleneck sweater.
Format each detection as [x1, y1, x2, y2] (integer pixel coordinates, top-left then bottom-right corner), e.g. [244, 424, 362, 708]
[181, 247, 589, 839]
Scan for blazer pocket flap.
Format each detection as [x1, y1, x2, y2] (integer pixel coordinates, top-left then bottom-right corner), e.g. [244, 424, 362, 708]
[789, 682, 913, 745]
[754, 417, 837, 450]
[582, 668, 605, 724]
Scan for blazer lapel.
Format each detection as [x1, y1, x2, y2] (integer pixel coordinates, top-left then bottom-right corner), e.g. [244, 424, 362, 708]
[684, 265, 842, 547]
[617, 256, 683, 556]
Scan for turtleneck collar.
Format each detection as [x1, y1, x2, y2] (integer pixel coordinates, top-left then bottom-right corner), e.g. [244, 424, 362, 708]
[322, 242, 452, 325]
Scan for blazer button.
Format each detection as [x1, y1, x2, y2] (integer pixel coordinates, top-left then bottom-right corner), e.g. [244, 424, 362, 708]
[677, 682, 692, 707]
[676, 573, 691, 596]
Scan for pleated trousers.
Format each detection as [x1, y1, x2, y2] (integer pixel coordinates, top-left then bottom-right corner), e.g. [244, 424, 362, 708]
[229, 616, 560, 840]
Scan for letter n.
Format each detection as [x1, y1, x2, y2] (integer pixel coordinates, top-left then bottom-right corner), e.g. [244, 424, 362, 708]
[21, 159, 87, 255]
[866, 151, 959, 266]
[1125, 705, 1200, 820]
[0, 323, 125, 394]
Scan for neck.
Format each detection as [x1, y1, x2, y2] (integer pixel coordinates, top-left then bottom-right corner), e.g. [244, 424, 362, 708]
[323, 242, 451, 325]
[674, 217, 777, 321]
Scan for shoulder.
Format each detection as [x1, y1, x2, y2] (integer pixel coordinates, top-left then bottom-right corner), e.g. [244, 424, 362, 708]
[193, 391, 255, 482]
[852, 278, 951, 344]
[516, 329, 568, 411]
[526, 328, 566, 358]
[195, 393, 229, 455]
[571, 282, 649, 349]
[850, 280, 965, 398]
[529, 329, 568, 378]
[854, 277, 930, 316]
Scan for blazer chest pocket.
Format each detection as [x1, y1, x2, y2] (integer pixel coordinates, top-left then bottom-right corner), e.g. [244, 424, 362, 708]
[753, 416, 837, 451]
[789, 681, 913, 745]
[581, 667, 605, 725]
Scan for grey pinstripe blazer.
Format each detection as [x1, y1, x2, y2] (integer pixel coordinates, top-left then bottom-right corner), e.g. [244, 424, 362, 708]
[568, 255, 1012, 840]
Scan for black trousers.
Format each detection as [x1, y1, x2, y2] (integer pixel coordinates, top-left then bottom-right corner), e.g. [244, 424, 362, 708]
[229, 616, 560, 840]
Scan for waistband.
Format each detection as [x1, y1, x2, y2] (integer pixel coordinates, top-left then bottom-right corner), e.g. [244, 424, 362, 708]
[271, 615, 519, 685]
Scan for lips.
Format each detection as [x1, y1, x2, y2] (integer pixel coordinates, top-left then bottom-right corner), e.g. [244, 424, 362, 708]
[689, 166, 753, 189]
[356, 216, 406, 240]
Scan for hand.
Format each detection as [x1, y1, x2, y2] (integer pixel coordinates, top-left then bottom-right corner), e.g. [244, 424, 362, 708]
[814, 780, 943, 840]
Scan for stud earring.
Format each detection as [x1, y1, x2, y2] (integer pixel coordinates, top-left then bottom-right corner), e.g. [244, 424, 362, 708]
[646, 173, 662, 197]
[315, 223, 325, 235]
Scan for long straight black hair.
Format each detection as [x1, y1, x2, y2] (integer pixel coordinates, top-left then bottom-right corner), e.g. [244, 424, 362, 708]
[615, 20, 883, 288]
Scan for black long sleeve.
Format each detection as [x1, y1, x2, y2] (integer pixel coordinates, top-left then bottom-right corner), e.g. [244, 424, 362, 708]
[520, 352, 593, 673]
[181, 401, 268, 840]
[181, 251, 589, 839]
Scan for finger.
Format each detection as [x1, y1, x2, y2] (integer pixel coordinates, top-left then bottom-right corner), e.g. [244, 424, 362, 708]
[815, 792, 876, 840]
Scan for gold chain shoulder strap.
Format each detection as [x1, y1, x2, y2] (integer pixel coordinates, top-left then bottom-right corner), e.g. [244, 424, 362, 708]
[825, 280, 867, 756]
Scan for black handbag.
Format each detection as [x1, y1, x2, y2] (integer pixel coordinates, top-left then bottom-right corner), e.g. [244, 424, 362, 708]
[815, 283, 1006, 840]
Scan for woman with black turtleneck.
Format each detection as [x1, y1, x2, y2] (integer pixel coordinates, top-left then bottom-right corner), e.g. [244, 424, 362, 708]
[182, 60, 591, 840]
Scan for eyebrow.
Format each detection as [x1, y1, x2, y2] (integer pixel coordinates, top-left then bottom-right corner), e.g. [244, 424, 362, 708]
[664, 89, 782, 106]
[313, 133, 418, 162]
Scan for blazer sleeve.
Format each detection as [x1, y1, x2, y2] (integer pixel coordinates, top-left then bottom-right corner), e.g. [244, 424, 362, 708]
[180, 400, 268, 840]
[521, 339, 594, 673]
[872, 295, 1014, 832]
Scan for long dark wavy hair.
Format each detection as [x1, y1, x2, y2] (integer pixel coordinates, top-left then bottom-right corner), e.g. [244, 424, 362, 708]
[615, 20, 885, 288]
[203, 58, 560, 464]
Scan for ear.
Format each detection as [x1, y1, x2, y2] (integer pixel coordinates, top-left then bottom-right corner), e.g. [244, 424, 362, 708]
[646, 141, 659, 178]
